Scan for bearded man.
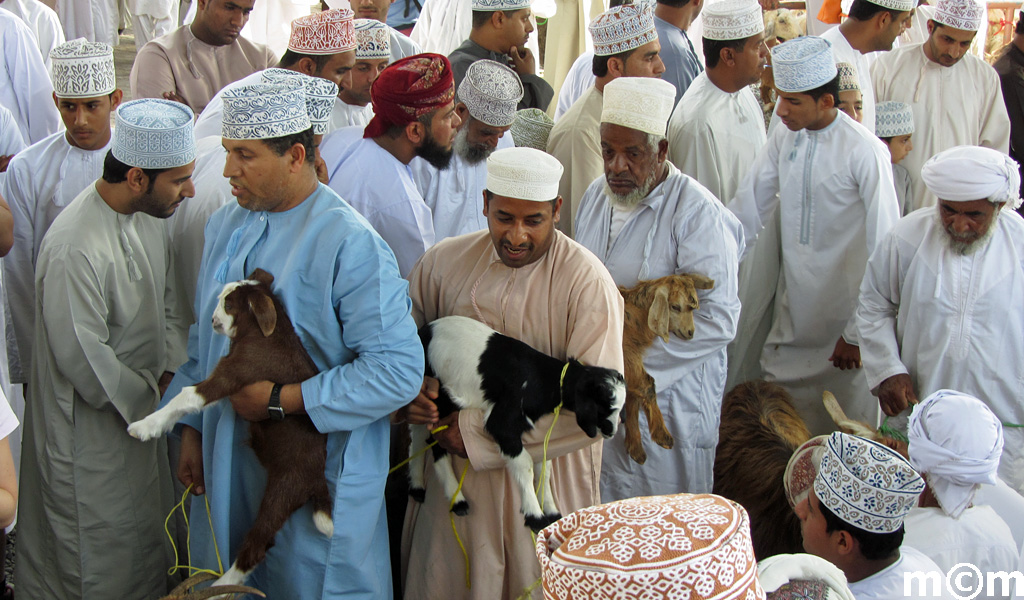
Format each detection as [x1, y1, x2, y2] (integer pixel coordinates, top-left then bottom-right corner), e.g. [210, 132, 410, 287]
[410, 59, 522, 241]
[574, 76, 743, 498]
[325, 53, 461, 276]
[856, 145, 1024, 495]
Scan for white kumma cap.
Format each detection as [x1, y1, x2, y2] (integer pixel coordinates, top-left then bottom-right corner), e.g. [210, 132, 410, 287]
[702, 0, 765, 41]
[486, 147, 563, 201]
[600, 77, 677, 137]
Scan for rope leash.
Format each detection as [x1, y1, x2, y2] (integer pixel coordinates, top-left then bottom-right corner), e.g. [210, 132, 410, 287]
[877, 416, 909, 444]
[164, 483, 225, 579]
[451, 463, 471, 589]
[389, 425, 450, 475]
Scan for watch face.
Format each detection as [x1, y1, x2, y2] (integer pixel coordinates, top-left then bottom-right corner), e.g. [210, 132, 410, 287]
[268, 406, 286, 422]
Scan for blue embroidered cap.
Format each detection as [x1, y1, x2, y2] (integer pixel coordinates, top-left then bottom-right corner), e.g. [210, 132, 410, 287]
[875, 101, 914, 137]
[222, 83, 312, 140]
[771, 36, 837, 93]
[261, 69, 338, 135]
[813, 432, 924, 534]
[458, 60, 524, 127]
[112, 98, 196, 169]
[355, 18, 390, 60]
[50, 38, 116, 99]
[510, 108, 554, 150]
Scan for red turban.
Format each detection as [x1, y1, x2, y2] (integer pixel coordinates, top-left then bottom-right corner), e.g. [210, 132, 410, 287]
[363, 53, 456, 138]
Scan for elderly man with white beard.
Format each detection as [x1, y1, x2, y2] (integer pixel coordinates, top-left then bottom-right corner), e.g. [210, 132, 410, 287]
[574, 76, 743, 498]
[410, 59, 522, 241]
[857, 145, 1024, 495]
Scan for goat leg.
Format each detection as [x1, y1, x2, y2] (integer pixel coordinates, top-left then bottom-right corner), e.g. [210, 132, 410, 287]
[622, 386, 647, 465]
[533, 459, 560, 519]
[641, 376, 674, 450]
[407, 424, 430, 504]
[214, 472, 308, 587]
[430, 445, 469, 515]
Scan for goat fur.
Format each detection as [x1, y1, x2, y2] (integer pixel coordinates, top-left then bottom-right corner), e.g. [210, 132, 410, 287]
[408, 315, 626, 532]
[618, 273, 714, 464]
[128, 269, 329, 587]
[713, 380, 811, 560]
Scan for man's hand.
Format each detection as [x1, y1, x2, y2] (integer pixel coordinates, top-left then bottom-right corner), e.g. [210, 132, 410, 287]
[433, 411, 467, 459]
[229, 380, 275, 422]
[828, 336, 861, 370]
[878, 373, 917, 417]
[162, 90, 188, 106]
[394, 377, 441, 426]
[158, 371, 175, 398]
[508, 45, 536, 76]
[178, 425, 205, 495]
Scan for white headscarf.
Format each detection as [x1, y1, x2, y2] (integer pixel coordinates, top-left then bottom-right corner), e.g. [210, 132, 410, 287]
[921, 145, 1023, 210]
[908, 389, 1003, 519]
[758, 554, 856, 600]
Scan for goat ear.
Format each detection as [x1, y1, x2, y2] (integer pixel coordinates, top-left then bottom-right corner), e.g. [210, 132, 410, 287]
[573, 392, 600, 438]
[648, 285, 671, 343]
[684, 273, 715, 290]
[249, 268, 275, 286]
[250, 294, 277, 337]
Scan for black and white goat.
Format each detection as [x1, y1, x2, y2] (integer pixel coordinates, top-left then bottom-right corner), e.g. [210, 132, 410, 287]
[127, 269, 328, 588]
[408, 315, 626, 532]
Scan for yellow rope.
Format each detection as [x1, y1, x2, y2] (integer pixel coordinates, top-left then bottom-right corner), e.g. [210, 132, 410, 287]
[165, 483, 225, 578]
[450, 462, 471, 589]
[389, 425, 449, 475]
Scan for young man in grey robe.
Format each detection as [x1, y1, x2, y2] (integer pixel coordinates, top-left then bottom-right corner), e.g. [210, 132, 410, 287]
[15, 98, 196, 600]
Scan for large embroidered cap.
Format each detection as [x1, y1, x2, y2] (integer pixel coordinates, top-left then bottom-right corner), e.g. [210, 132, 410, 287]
[771, 36, 836, 93]
[287, 9, 356, 55]
[875, 101, 914, 137]
[601, 77, 677, 137]
[510, 108, 554, 150]
[536, 493, 765, 600]
[784, 435, 829, 510]
[50, 38, 116, 99]
[589, 3, 658, 57]
[921, 145, 1022, 209]
[472, 0, 532, 11]
[702, 0, 765, 41]
[113, 98, 196, 169]
[458, 60, 524, 127]
[486, 147, 562, 201]
[813, 432, 924, 534]
[222, 83, 311, 140]
[261, 69, 339, 135]
[355, 18, 390, 60]
[933, 0, 985, 31]
[364, 53, 455, 138]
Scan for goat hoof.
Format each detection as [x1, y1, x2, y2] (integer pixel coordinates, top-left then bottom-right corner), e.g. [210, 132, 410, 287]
[627, 448, 648, 465]
[409, 488, 426, 503]
[450, 500, 470, 516]
[127, 415, 165, 441]
[525, 513, 561, 533]
[652, 432, 674, 450]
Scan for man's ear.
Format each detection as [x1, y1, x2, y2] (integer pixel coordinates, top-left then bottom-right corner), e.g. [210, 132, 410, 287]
[552, 196, 563, 224]
[657, 138, 669, 163]
[288, 142, 308, 171]
[607, 56, 626, 78]
[127, 167, 150, 193]
[834, 530, 856, 557]
[109, 89, 124, 110]
[294, 57, 318, 76]
[52, 92, 59, 110]
[405, 120, 426, 145]
[482, 190, 490, 217]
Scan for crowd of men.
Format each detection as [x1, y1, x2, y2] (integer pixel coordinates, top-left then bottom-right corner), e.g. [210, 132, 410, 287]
[0, 0, 1022, 598]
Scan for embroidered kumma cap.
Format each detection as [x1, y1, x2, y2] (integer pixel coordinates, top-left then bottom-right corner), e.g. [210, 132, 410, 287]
[354, 18, 390, 60]
[113, 98, 196, 169]
[50, 38, 116, 98]
[222, 83, 311, 140]
[589, 3, 659, 57]
[536, 493, 765, 600]
[771, 36, 837, 93]
[287, 9, 356, 55]
[601, 77, 677, 137]
[510, 108, 554, 150]
[457, 60, 524, 128]
[875, 101, 914, 137]
[702, 0, 765, 41]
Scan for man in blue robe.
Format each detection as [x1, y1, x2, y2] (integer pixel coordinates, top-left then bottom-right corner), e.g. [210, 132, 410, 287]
[164, 82, 423, 598]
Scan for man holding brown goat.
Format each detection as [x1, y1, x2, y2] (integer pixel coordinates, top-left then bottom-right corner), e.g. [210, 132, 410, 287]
[399, 145, 625, 600]
[163, 82, 424, 598]
[574, 76, 744, 499]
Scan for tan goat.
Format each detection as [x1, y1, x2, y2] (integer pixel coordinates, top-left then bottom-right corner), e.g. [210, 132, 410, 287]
[618, 273, 714, 464]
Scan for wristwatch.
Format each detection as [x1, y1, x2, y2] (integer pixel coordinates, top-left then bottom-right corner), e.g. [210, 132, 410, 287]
[267, 383, 285, 422]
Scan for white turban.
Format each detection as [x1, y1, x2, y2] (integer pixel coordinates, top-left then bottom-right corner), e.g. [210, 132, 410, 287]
[908, 389, 1003, 519]
[758, 554, 856, 600]
[921, 145, 1023, 210]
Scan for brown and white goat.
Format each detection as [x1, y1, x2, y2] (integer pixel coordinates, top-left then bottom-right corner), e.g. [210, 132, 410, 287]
[128, 269, 330, 587]
[713, 380, 811, 560]
[618, 273, 715, 464]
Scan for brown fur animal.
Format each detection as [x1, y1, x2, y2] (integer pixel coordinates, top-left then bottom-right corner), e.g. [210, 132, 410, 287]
[618, 273, 714, 464]
[128, 269, 329, 588]
[713, 380, 811, 560]
[157, 572, 264, 599]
